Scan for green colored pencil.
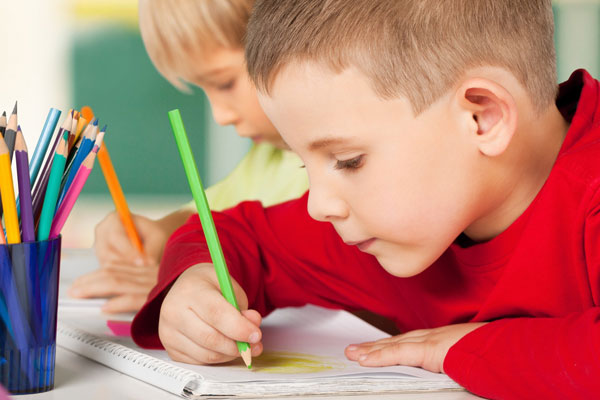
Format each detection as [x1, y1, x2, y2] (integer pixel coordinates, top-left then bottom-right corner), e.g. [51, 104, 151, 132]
[168, 109, 252, 369]
[37, 133, 68, 241]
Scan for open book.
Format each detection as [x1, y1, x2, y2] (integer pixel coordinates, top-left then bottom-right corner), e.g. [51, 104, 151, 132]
[57, 305, 462, 398]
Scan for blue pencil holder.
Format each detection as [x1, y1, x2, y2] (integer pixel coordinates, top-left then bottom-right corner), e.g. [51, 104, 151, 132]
[0, 236, 61, 394]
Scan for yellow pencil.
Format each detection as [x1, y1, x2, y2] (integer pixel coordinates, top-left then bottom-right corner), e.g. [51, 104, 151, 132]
[0, 135, 21, 243]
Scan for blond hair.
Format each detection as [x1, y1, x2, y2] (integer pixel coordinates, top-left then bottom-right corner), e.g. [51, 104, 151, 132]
[246, 0, 557, 114]
[139, 0, 253, 91]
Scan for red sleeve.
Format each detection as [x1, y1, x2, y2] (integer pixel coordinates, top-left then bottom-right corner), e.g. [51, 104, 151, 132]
[444, 191, 600, 399]
[132, 192, 381, 348]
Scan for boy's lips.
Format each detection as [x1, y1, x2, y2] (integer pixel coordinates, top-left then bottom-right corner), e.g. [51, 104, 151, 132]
[345, 238, 376, 252]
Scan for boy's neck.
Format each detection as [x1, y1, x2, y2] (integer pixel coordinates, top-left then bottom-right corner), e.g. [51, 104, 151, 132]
[464, 103, 570, 242]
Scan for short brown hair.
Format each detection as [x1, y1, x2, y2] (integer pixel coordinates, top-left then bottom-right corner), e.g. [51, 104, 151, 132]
[139, 0, 253, 91]
[246, 0, 557, 114]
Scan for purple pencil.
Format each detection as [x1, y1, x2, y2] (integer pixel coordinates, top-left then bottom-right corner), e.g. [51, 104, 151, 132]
[15, 127, 34, 242]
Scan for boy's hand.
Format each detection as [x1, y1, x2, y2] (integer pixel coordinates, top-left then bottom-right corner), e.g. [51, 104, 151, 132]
[345, 322, 486, 373]
[93, 211, 166, 268]
[158, 263, 263, 365]
[68, 211, 168, 313]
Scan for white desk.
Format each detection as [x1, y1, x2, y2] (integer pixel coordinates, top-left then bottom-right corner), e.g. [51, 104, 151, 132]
[19, 249, 481, 400]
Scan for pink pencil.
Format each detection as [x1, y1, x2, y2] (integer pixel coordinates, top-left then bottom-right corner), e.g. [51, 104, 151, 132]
[49, 147, 98, 239]
[49, 130, 104, 238]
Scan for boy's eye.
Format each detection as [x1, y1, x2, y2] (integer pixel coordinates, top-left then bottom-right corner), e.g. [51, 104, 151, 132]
[217, 80, 235, 91]
[334, 155, 364, 171]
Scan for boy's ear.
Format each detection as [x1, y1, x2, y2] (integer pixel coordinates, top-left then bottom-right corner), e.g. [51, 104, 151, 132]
[455, 78, 518, 157]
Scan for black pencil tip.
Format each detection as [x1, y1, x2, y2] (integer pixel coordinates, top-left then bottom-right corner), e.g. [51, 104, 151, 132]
[1, 111, 6, 117]
[12, 101, 17, 115]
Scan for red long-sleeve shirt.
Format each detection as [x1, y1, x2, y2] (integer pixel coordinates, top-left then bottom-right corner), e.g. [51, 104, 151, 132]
[132, 70, 600, 399]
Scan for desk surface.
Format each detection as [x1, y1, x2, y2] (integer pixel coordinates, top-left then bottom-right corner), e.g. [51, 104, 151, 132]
[19, 249, 481, 400]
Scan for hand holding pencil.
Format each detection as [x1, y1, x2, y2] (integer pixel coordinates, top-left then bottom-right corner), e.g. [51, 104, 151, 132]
[166, 109, 260, 368]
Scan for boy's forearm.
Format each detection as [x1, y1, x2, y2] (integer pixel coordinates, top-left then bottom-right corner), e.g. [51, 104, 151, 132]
[444, 309, 600, 399]
[155, 208, 195, 238]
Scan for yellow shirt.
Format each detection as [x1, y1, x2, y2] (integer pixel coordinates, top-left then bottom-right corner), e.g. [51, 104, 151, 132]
[185, 143, 309, 212]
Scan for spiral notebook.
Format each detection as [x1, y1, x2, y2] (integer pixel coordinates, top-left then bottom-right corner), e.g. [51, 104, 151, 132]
[57, 305, 462, 398]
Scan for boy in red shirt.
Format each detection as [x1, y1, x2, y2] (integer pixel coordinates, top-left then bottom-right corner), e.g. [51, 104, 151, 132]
[132, 0, 600, 398]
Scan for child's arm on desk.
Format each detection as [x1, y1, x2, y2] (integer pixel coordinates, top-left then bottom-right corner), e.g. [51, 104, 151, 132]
[69, 209, 193, 313]
[158, 262, 263, 364]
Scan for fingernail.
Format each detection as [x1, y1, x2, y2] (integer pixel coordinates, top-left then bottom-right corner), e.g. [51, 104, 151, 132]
[248, 332, 260, 343]
[347, 346, 358, 351]
[359, 354, 367, 361]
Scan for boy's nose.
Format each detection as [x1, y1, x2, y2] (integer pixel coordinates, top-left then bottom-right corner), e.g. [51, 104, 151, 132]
[306, 182, 349, 222]
[211, 103, 238, 127]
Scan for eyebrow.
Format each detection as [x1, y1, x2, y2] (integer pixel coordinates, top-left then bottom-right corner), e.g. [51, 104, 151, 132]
[193, 67, 232, 84]
[308, 137, 353, 151]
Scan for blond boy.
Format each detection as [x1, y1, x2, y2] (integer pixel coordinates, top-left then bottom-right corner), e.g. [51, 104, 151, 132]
[132, 1, 600, 398]
[69, 0, 308, 313]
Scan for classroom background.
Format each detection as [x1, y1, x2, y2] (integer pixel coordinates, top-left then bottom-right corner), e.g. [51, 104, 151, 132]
[1, 0, 599, 248]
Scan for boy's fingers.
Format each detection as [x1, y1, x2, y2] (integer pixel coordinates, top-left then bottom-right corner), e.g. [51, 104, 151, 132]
[192, 296, 261, 345]
[358, 342, 425, 368]
[69, 269, 153, 298]
[170, 313, 241, 361]
[241, 309, 262, 327]
[166, 332, 235, 365]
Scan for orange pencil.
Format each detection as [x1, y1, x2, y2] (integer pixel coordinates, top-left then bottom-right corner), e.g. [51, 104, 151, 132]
[97, 144, 144, 254]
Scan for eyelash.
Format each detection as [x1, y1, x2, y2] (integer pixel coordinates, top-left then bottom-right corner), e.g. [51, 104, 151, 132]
[334, 155, 364, 171]
[217, 80, 235, 91]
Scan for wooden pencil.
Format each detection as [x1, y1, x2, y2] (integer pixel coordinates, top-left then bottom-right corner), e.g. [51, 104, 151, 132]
[97, 137, 144, 253]
[29, 107, 61, 185]
[58, 119, 98, 206]
[67, 110, 81, 153]
[31, 111, 73, 220]
[0, 111, 6, 137]
[4, 102, 17, 161]
[78, 106, 94, 142]
[37, 135, 68, 241]
[168, 109, 252, 368]
[0, 133, 21, 243]
[15, 127, 35, 242]
[49, 132, 103, 239]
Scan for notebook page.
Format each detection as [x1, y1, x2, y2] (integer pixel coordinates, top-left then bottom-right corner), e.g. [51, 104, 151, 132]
[58, 306, 459, 389]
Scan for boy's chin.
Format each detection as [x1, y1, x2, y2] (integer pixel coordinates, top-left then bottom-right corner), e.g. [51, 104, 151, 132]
[376, 255, 431, 278]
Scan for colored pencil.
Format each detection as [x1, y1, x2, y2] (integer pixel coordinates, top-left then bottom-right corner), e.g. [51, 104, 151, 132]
[97, 139, 144, 253]
[29, 107, 61, 185]
[67, 111, 81, 153]
[31, 111, 72, 220]
[58, 119, 98, 207]
[37, 135, 68, 241]
[168, 109, 252, 368]
[0, 221, 5, 244]
[15, 127, 35, 242]
[49, 132, 104, 239]
[4, 102, 18, 161]
[0, 111, 6, 137]
[77, 106, 94, 142]
[0, 134, 20, 243]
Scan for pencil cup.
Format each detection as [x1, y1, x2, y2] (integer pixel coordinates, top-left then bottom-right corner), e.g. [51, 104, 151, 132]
[0, 236, 61, 394]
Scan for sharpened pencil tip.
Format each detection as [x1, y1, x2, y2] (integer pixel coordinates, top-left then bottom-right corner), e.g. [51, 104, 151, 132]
[101, 124, 107, 132]
[1, 111, 5, 117]
[240, 348, 252, 369]
[92, 118, 99, 126]
[17, 125, 21, 132]
[12, 101, 17, 115]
